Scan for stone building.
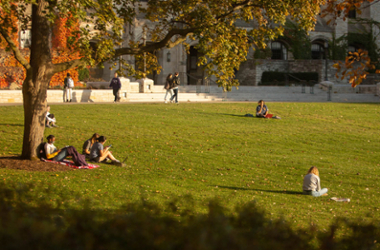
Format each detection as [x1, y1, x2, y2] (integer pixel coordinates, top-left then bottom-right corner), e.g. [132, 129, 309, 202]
[101, 1, 380, 87]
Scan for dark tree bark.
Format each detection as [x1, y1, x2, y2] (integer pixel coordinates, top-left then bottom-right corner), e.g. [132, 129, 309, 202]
[21, 0, 54, 160]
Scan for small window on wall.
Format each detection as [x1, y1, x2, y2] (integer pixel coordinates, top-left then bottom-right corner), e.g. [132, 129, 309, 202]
[20, 30, 31, 49]
[348, 8, 356, 19]
[311, 43, 325, 59]
[271, 42, 287, 60]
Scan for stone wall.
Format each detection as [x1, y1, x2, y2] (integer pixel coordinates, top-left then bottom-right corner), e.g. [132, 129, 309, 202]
[0, 89, 127, 104]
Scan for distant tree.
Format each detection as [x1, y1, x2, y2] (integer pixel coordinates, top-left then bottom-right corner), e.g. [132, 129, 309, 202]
[0, 0, 324, 159]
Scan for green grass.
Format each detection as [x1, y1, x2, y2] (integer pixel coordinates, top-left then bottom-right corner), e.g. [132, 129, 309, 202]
[1, 102, 380, 232]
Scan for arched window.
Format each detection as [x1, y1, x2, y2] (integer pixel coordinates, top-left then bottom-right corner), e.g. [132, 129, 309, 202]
[311, 43, 325, 59]
[271, 42, 287, 60]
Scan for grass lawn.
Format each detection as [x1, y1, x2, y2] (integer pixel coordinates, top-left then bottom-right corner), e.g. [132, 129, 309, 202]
[0, 102, 380, 232]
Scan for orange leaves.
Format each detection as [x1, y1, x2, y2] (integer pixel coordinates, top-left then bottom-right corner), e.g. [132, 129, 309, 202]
[334, 49, 374, 88]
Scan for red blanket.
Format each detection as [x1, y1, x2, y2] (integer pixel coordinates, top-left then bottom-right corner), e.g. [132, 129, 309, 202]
[41, 158, 100, 169]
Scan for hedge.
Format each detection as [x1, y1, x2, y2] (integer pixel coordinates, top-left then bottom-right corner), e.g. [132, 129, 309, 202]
[0, 182, 379, 250]
[261, 71, 319, 85]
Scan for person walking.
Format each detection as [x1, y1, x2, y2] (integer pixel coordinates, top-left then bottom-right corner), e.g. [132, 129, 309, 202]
[109, 72, 122, 103]
[164, 73, 173, 103]
[63, 73, 74, 102]
[170, 72, 180, 104]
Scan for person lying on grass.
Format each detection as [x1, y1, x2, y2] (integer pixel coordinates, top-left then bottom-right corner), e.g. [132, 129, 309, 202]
[89, 136, 125, 166]
[256, 100, 280, 119]
[82, 133, 100, 158]
[303, 166, 328, 197]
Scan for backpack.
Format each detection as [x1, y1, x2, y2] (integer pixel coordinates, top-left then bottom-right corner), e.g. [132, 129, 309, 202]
[37, 142, 47, 159]
[67, 78, 74, 88]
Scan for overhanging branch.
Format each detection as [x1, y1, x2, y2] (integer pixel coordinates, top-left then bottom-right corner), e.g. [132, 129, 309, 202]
[52, 59, 84, 74]
[114, 27, 196, 57]
[0, 25, 31, 71]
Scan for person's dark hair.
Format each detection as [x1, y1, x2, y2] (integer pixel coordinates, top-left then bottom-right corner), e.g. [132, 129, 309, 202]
[166, 74, 172, 80]
[67, 73, 71, 77]
[98, 136, 106, 142]
[92, 133, 100, 139]
[47, 135, 55, 141]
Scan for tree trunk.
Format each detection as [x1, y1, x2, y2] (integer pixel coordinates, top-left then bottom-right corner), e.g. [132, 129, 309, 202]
[21, 0, 53, 160]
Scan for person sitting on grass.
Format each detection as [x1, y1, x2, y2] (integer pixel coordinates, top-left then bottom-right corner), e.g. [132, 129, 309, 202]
[44, 135, 68, 161]
[89, 136, 124, 166]
[256, 100, 280, 119]
[82, 133, 100, 158]
[46, 106, 58, 128]
[303, 166, 328, 197]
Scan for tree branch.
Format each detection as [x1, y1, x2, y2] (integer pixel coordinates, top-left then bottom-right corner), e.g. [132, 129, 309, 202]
[0, 25, 31, 71]
[114, 27, 196, 57]
[52, 58, 84, 74]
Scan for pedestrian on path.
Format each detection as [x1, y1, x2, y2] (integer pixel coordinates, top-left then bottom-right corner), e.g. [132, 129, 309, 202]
[164, 73, 173, 103]
[63, 73, 74, 102]
[109, 72, 122, 103]
[170, 72, 180, 104]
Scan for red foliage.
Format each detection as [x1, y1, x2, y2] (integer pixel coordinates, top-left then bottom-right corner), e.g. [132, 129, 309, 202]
[0, 14, 83, 89]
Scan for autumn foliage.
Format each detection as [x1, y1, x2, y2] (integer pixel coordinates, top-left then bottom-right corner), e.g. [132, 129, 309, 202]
[0, 14, 83, 89]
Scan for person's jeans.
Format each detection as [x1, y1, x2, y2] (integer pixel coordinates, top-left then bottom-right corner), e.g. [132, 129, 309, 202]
[164, 89, 173, 100]
[54, 148, 68, 161]
[113, 89, 120, 102]
[303, 188, 328, 197]
[170, 88, 178, 103]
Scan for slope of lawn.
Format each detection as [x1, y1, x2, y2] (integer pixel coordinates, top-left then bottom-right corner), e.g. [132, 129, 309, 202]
[0, 102, 379, 232]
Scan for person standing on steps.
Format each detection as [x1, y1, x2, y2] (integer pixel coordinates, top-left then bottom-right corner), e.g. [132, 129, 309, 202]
[170, 72, 180, 104]
[164, 73, 173, 103]
[109, 72, 122, 103]
[63, 73, 74, 102]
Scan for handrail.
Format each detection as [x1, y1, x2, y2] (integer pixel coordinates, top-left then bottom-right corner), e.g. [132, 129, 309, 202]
[186, 73, 202, 80]
[287, 74, 303, 82]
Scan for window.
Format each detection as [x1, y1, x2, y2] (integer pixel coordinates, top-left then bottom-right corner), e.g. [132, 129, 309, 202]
[271, 42, 287, 60]
[20, 30, 31, 49]
[311, 43, 325, 59]
[348, 8, 356, 19]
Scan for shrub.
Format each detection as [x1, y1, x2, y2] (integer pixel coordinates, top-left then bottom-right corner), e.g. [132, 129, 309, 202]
[261, 71, 319, 85]
[0, 182, 379, 250]
[78, 68, 90, 82]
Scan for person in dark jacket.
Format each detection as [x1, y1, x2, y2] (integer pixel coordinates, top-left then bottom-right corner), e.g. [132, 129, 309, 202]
[109, 72, 122, 102]
[164, 73, 173, 103]
[170, 72, 180, 104]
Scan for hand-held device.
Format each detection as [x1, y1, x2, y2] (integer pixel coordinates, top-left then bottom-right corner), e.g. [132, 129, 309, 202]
[107, 144, 112, 148]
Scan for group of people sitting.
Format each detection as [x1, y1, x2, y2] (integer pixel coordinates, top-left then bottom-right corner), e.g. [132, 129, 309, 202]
[43, 133, 125, 167]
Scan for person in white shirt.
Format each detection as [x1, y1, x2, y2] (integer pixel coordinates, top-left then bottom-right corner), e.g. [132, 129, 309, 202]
[63, 73, 74, 102]
[44, 135, 68, 161]
[46, 106, 58, 128]
[303, 166, 328, 197]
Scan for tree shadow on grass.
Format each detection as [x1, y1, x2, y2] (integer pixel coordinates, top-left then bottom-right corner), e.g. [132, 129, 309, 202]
[216, 185, 303, 195]
[0, 123, 23, 127]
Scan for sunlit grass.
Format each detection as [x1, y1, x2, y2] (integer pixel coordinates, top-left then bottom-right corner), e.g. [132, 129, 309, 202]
[0, 102, 380, 231]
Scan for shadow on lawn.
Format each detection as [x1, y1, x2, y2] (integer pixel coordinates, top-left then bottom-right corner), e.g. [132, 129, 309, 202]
[217, 185, 303, 195]
[0, 123, 23, 127]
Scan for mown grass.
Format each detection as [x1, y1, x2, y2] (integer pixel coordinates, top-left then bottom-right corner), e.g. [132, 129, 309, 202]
[0, 102, 380, 232]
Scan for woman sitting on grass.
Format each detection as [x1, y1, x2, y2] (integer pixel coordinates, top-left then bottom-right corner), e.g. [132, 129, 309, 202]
[82, 133, 100, 157]
[303, 166, 328, 197]
[256, 100, 280, 119]
[89, 136, 124, 166]
[44, 135, 69, 161]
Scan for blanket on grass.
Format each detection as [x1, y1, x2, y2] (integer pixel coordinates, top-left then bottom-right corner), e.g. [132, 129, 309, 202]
[41, 158, 100, 169]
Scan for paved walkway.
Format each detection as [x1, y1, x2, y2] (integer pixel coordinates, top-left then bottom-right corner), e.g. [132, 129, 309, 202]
[0, 85, 378, 106]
